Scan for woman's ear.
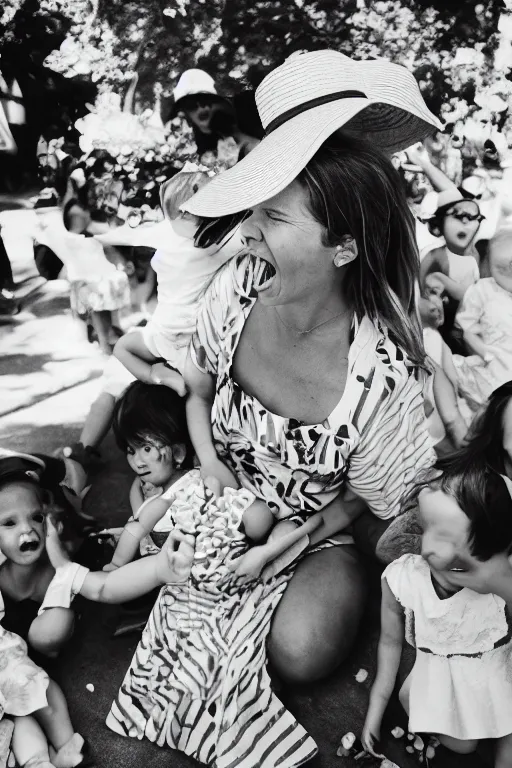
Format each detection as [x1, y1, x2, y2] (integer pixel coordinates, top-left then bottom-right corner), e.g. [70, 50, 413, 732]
[171, 443, 187, 468]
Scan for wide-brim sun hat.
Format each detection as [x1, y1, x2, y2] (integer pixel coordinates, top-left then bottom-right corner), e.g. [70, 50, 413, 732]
[183, 50, 442, 218]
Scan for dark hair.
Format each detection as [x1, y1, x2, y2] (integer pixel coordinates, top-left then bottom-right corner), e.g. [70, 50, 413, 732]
[458, 381, 512, 475]
[112, 381, 190, 456]
[209, 109, 238, 139]
[427, 200, 482, 239]
[404, 453, 512, 560]
[299, 131, 426, 369]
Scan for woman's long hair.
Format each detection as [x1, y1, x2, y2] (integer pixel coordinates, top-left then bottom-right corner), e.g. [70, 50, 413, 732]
[299, 130, 426, 368]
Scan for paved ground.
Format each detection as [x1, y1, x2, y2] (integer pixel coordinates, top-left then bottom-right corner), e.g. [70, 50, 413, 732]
[0, 211, 481, 768]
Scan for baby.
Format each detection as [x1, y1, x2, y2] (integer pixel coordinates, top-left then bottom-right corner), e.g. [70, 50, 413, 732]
[453, 226, 512, 410]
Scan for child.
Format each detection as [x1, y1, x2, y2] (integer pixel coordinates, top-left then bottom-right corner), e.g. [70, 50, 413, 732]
[113, 165, 243, 396]
[420, 189, 484, 352]
[34, 200, 130, 355]
[362, 456, 512, 764]
[418, 275, 469, 450]
[453, 227, 512, 410]
[103, 380, 310, 579]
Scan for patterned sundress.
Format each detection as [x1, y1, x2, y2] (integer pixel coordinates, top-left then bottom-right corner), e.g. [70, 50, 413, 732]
[106, 255, 434, 767]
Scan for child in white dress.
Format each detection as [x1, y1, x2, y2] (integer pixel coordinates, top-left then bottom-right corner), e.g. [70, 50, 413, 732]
[114, 166, 243, 396]
[453, 226, 512, 410]
[362, 454, 512, 764]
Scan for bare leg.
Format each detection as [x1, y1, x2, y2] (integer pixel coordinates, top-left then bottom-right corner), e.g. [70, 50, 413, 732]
[34, 680, 74, 750]
[496, 733, 512, 768]
[28, 608, 74, 659]
[267, 545, 366, 683]
[12, 716, 51, 766]
[90, 310, 113, 355]
[436, 735, 478, 755]
[79, 391, 116, 449]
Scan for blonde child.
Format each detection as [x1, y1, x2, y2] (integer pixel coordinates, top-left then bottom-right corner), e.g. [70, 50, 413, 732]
[362, 455, 512, 765]
[114, 165, 243, 396]
[453, 226, 512, 410]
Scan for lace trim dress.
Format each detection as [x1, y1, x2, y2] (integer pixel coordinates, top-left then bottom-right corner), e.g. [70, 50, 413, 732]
[385, 554, 512, 740]
[106, 255, 434, 767]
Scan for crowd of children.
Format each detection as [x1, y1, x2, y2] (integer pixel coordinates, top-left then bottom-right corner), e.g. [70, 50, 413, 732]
[2, 131, 512, 768]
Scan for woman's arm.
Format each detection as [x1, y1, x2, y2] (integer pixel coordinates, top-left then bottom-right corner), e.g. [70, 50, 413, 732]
[184, 351, 238, 491]
[362, 578, 405, 757]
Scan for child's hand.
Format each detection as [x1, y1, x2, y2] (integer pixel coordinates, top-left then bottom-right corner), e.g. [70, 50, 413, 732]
[446, 551, 512, 600]
[156, 530, 195, 584]
[361, 714, 384, 759]
[406, 142, 430, 168]
[228, 546, 267, 583]
[150, 363, 187, 397]
[200, 458, 238, 496]
[45, 516, 70, 570]
[102, 562, 119, 572]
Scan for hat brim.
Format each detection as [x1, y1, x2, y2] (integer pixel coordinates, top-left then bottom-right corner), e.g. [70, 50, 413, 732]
[184, 99, 440, 217]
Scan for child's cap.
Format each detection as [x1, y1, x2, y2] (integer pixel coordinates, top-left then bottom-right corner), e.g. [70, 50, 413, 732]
[0, 450, 45, 489]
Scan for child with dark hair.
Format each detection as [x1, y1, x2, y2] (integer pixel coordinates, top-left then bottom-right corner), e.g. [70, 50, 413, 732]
[102, 381, 191, 569]
[363, 454, 512, 764]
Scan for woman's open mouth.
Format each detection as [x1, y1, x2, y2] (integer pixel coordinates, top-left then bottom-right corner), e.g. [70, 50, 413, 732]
[255, 260, 277, 293]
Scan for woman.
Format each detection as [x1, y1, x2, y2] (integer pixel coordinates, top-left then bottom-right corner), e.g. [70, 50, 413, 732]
[107, 50, 440, 767]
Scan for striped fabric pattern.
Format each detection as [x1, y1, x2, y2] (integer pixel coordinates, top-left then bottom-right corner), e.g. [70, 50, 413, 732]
[106, 477, 317, 767]
[191, 255, 435, 522]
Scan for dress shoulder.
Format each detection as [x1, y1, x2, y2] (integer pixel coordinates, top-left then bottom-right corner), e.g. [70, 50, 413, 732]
[382, 553, 422, 606]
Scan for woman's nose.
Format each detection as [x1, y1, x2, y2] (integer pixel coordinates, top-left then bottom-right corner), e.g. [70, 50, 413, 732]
[240, 214, 262, 247]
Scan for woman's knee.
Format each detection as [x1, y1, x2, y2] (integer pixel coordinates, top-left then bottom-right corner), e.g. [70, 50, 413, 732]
[28, 609, 74, 658]
[267, 547, 367, 684]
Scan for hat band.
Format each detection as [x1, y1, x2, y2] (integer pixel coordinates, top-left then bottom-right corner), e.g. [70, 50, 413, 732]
[265, 90, 367, 135]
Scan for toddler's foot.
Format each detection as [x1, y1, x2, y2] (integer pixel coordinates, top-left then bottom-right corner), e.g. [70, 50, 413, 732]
[49, 733, 86, 768]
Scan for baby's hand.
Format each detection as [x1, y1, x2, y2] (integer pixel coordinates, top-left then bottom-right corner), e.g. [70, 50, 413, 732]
[200, 458, 238, 497]
[228, 546, 267, 583]
[45, 516, 70, 570]
[156, 530, 195, 584]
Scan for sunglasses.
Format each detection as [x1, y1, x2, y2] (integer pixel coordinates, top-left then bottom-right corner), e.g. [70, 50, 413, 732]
[445, 202, 484, 223]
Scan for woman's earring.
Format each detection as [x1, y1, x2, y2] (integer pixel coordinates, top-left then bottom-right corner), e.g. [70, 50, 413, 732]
[333, 236, 358, 268]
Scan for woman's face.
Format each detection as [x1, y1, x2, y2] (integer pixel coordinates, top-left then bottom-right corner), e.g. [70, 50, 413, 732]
[240, 181, 337, 307]
[0, 483, 46, 566]
[183, 96, 219, 135]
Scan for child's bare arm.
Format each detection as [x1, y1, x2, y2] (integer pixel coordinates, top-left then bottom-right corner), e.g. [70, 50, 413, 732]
[362, 578, 405, 757]
[185, 351, 238, 491]
[107, 495, 171, 570]
[431, 362, 467, 448]
[46, 518, 194, 603]
[463, 329, 491, 361]
[129, 477, 144, 515]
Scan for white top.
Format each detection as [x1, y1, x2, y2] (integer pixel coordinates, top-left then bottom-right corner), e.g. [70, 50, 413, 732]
[148, 226, 243, 342]
[384, 554, 512, 740]
[446, 247, 479, 285]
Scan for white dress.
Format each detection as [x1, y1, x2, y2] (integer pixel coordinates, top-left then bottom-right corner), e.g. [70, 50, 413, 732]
[141, 227, 242, 373]
[453, 278, 512, 408]
[384, 554, 512, 740]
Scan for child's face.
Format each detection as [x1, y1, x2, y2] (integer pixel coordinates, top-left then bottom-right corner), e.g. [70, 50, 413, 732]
[419, 487, 477, 590]
[441, 201, 481, 252]
[489, 236, 512, 293]
[419, 291, 444, 329]
[0, 483, 46, 566]
[170, 211, 200, 239]
[126, 439, 175, 487]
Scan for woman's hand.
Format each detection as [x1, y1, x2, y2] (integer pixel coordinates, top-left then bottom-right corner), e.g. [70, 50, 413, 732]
[155, 530, 195, 584]
[361, 713, 384, 759]
[228, 546, 267, 582]
[45, 516, 70, 570]
[200, 458, 239, 496]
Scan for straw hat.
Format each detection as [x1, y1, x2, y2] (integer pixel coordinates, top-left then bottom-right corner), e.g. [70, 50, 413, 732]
[184, 50, 441, 217]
